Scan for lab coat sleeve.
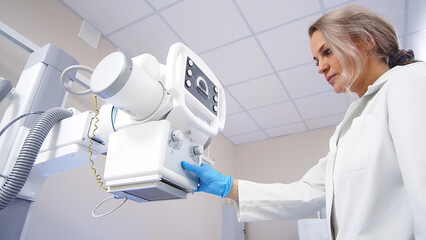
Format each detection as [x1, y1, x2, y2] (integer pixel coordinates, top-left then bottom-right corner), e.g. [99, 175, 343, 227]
[387, 63, 426, 239]
[235, 156, 327, 222]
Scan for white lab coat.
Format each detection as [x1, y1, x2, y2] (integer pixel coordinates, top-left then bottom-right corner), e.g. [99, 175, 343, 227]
[236, 62, 426, 239]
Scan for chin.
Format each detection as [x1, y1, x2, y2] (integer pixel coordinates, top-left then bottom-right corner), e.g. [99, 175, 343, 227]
[333, 85, 347, 94]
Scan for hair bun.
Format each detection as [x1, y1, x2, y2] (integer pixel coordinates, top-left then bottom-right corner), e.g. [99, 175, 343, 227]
[388, 49, 415, 68]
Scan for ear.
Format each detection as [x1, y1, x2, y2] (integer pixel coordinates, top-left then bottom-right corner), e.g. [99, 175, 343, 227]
[365, 39, 376, 51]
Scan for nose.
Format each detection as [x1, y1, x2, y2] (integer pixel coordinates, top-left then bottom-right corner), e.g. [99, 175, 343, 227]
[317, 60, 329, 74]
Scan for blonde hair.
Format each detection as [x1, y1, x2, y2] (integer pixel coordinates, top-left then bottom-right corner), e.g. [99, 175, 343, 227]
[309, 5, 401, 91]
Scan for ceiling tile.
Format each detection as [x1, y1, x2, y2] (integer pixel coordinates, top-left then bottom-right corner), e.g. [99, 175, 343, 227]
[406, 31, 426, 61]
[235, 0, 321, 33]
[147, 0, 181, 10]
[323, 0, 354, 9]
[222, 112, 260, 136]
[225, 90, 244, 115]
[353, 0, 405, 36]
[264, 122, 307, 138]
[200, 37, 273, 86]
[294, 91, 349, 120]
[61, 0, 153, 34]
[227, 131, 269, 145]
[227, 74, 289, 110]
[305, 113, 345, 130]
[279, 64, 330, 98]
[248, 102, 302, 128]
[257, 14, 322, 71]
[406, 0, 426, 34]
[108, 15, 180, 62]
[160, 0, 251, 53]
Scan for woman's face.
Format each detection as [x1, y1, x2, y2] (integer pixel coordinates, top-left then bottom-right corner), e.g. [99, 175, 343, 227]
[310, 30, 346, 93]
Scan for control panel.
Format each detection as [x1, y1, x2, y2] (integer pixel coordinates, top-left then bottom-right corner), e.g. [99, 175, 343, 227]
[184, 57, 219, 116]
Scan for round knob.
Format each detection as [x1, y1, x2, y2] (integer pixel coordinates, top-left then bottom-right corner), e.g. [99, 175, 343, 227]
[171, 130, 184, 142]
[192, 145, 203, 156]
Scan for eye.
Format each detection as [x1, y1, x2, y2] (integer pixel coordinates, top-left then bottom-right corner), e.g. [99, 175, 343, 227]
[313, 57, 319, 66]
[323, 48, 332, 56]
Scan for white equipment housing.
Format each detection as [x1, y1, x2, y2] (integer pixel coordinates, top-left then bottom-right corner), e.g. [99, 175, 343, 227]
[88, 43, 226, 201]
[104, 120, 197, 202]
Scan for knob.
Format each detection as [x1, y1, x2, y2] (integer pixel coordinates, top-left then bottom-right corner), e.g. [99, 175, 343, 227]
[171, 130, 183, 142]
[192, 145, 203, 156]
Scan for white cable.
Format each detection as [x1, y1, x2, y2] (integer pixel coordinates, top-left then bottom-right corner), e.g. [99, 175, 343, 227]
[207, 145, 210, 158]
[92, 196, 128, 218]
[60, 65, 93, 95]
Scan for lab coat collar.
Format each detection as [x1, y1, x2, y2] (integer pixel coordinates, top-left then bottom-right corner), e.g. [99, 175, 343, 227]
[363, 68, 394, 97]
[337, 69, 393, 139]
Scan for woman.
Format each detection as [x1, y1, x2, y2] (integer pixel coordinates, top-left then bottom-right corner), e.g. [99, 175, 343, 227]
[182, 5, 426, 239]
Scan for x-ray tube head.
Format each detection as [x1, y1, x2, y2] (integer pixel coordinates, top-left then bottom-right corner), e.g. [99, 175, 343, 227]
[90, 52, 164, 120]
[89, 43, 226, 203]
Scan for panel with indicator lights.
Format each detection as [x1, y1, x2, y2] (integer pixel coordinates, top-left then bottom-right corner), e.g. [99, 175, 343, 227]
[184, 57, 219, 116]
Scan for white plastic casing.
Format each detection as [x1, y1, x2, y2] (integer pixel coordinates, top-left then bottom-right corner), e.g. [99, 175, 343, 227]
[90, 52, 164, 120]
[103, 120, 199, 202]
[165, 43, 226, 138]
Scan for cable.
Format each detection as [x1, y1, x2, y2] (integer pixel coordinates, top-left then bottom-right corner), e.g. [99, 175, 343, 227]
[92, 196, 128, 218]
[88, 95, 127, 217]
[88, 95, 106, 190]
[0, 111, 41, 182]
[0, 108, 73, 211]
[0, 78, 13, 103]
[60, 65, 93, 95]
[0, 111, 44, 137]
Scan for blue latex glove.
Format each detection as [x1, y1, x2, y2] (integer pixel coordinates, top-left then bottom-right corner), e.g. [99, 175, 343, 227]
[181, 161, 233, 198]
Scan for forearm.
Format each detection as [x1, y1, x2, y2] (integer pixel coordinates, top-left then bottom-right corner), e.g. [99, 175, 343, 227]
[226, 178, 239, 200]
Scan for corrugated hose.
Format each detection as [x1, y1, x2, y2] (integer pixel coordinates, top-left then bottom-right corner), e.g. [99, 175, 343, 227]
[0, 78, 13, 103]
[0, 107, 73, 211]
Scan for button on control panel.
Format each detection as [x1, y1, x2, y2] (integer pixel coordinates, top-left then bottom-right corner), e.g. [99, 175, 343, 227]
[184, 57, 219, 116]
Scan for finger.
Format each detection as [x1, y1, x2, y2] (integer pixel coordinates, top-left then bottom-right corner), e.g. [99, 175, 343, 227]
[181, 161, 201, 174]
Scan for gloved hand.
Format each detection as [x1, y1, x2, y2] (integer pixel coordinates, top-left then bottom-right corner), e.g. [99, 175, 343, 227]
[181, 161, 233, 198]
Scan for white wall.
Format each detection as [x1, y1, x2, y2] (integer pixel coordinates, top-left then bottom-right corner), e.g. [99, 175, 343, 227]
[234, 127, 334, 240]
[1, 1, 336, 239]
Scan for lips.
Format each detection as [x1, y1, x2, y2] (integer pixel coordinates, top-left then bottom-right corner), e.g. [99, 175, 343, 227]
[326, 74, 336, 85]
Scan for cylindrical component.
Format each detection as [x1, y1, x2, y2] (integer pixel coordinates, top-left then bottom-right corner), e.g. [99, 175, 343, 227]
[90, 52, 164, 121]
